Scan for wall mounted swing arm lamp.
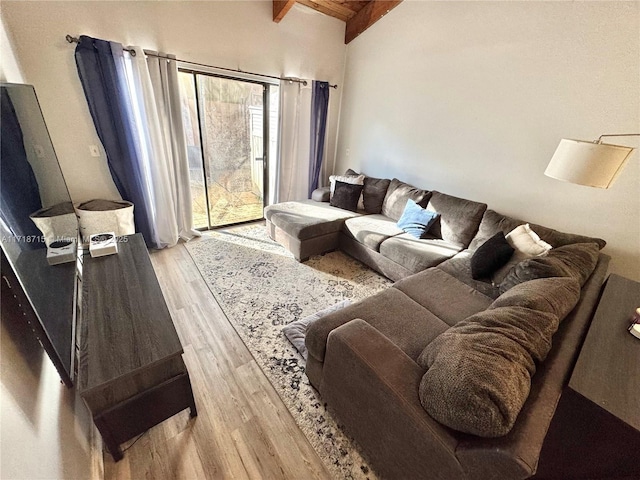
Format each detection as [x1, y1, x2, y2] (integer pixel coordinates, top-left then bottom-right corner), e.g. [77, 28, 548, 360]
[545, 133, 640, 189]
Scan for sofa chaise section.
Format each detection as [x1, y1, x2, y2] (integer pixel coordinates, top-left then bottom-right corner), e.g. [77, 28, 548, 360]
[267, 170, 612, 479]
[264, 199, 361, 261]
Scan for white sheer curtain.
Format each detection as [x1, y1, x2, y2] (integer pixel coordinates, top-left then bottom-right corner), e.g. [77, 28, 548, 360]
[123, 47, 200, 248]
[273, 80, 312, 203]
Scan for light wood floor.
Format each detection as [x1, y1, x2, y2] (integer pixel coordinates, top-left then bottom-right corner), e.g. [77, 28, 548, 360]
[103, 236, 332, 480]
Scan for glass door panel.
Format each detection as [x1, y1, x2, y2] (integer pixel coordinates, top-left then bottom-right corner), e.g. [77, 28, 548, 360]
[179, 70, 274, 229]
[197, 74, 265, 228]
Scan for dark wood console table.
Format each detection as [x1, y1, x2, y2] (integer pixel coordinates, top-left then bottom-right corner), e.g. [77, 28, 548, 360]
[536, 274, 640, 479]
[78, 234, 197, 461]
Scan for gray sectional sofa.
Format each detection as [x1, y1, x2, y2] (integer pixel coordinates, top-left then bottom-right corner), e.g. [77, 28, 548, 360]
[265, 177, 488, 279]
[264, 172, 610, 479]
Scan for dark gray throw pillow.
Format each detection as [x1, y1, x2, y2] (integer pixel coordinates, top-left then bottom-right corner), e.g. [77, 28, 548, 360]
[363, 176, 392, 214]
[343, 169, 391, 214]
[470, 231, 514, 279]
[330, 181, 363, 212]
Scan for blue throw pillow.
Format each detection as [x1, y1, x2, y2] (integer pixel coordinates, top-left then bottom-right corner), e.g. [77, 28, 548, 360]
[397, 199, 440, 238]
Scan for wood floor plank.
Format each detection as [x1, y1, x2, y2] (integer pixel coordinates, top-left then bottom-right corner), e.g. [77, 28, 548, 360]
[101, 239, 331, 480]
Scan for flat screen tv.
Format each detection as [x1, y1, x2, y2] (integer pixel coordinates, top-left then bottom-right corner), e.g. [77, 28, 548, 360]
[0, 83, 78, 387]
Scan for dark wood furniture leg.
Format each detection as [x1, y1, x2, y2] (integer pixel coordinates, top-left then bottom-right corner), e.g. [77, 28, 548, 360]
[94, 416, 124, 462]
[94, 373, 197, 460]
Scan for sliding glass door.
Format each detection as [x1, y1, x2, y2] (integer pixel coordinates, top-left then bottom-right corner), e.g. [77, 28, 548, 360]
[178, 70, 278, 229]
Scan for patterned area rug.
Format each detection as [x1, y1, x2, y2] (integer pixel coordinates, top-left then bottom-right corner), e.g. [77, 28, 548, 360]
[185, 224, 392, 479]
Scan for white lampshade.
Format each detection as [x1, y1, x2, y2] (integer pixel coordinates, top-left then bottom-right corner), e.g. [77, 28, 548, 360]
[545, 139, 635, 189]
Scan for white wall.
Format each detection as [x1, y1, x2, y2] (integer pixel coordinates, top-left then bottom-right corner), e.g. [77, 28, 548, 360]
[0, 14, 23, 82]
[336, 0, 640, 281]
[0, 314, 93, 480]
[1, 0, 346, 203]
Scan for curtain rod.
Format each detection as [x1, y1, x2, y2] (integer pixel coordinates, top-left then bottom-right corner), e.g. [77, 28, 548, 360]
[65, 35, 338, 89]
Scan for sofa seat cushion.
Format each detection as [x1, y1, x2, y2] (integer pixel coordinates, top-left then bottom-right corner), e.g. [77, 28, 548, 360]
[306, 288, 449, 363]
[264, 200, 361, 241]
[436, 251, 501, 299]
[342, 214, 405, 251]
[469, 209, 606, 251]
[394, 268, 493, 327]
[379, 233, 462, 274]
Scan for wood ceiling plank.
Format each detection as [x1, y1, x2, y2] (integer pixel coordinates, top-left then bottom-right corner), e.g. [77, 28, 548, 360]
[273, 0, 296, 23]
[296, 0, 354, 22]
[345, 0, 403, 44]
[333, 0, 371, 15]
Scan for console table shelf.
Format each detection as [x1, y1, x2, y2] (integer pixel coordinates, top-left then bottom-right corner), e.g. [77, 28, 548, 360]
[78, 234, 196, 461]
[536, 273, 640, 479]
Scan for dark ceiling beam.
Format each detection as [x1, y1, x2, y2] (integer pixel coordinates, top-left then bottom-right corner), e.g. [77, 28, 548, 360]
[345, 0, 403, 44]
[273, 0, 296, 23]
[296, 0, 354, 22]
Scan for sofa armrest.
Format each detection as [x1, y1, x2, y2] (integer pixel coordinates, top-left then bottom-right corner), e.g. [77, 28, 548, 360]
[311, 186, 330, 202]
[321, 319, 466, 480]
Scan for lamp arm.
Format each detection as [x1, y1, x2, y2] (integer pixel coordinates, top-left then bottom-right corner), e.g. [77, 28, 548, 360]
[597, 133, 640, 143]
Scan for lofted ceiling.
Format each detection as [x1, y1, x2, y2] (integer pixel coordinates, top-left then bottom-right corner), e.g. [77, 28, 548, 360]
[273, 0, 403, 44]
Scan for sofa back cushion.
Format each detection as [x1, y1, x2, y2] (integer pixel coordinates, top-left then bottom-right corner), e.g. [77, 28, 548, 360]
[417, 276, 580, 437]
[344, 169, 392, 214]
[381, 178, 431, 221]
[491, 276, 581, 318]
[499, 242, 600, 293]
[426, 191, 487, 248]
[469, 209, 606, 251]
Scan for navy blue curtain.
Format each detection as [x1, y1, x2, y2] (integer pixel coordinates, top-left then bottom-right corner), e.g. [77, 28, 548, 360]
[74, 35, 155, 246]
[0, 88, 44, 248]
[308, 81, 330, 197]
